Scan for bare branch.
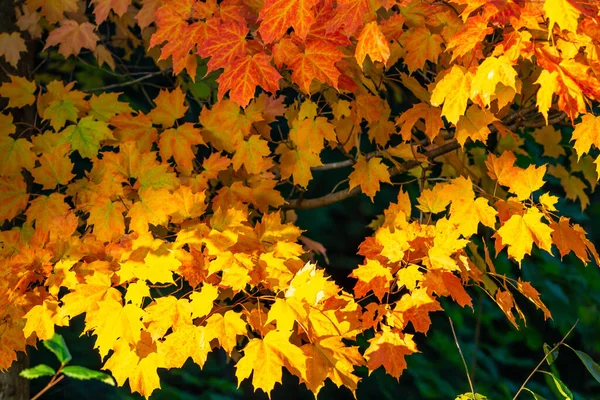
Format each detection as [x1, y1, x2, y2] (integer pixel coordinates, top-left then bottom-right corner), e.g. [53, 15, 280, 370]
[83, 67, 173, 93]
[285, 139, 460, 210]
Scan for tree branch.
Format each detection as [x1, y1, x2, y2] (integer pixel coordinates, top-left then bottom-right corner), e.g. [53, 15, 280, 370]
[285, 139, 460, 210]
[285, 102, 564, 210]
[83, 67, 173, 93]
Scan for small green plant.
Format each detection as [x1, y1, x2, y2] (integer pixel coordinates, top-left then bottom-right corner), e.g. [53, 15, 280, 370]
[20, 334, 114, 400]
[455, 321, 600, 399]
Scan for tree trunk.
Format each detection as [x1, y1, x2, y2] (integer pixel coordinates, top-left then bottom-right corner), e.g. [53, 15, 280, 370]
[0, 353, 29, 400]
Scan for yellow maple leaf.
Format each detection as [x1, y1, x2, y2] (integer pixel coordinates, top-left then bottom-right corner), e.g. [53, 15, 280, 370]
[0, 76, 36, 108]
[543, 0, 580, 36]
[455, 105, 497, 146]
[84, 298, 146, 358]
[103, 333, 163, 398]
[301, 336, 364, 396]
[23, 300, 62, 341]
[158, 324, 210, 369]
[0, 175, 29, 223]
[143, 296, 192, 340]
[279, 147, 322, 188]
[236, 330, 307, 396]
[430, 65, 471, 125]
[348, 156, 391, 201]
[60, 273, 122, 318]
[204, 310, 248, 354]
[496, 207, 554, 265]
[231, 135, 271, 175]
[148, 87, 188, 127]
[571, 113, 600, 159]
[189, 284, 219, 319]
[470, 56, 517, 108]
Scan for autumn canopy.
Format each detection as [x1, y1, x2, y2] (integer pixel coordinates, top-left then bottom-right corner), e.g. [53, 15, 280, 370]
[1, 0, 599, 398]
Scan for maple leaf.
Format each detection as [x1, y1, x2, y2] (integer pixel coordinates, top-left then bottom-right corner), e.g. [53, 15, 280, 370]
[0, 76, 36, 108]
[60, 273, 122, 319]
[355, 21, 390, 68]
[158, 324, 210, 369]
[86, 195, 126, 242]
[159, 123, 204, 176]
[44, 20, 99, 58]
[89, 92, 133, 122]
[325, 0, 369, 36]
[506, 164, 547, 201]
[395, 103, 444, 142]
[204, 311, 248, 354]
[91, 0, 132, 24]
[125, 281, 150, 308]
[31, 143, 75, 190]
[430, 66, 471, 125]
[364, 326, 417, 379]
[231, 135, 272, 175]
[455, 105, 497, 146]
[0, 175, 29, 222]
[534, 126, 566, 158]
[148, 87, 188, 127]
[301, 336, 364, 395]
[0, 33, 27, 67]
[236, 330, 307, 396]
[103, 333, 163, 398]
[0, 127, 36, 177]
[289, 116, 337, 155]
[389, 288, 443, 333]
[170, 186, 207, 223]
[399, 27, 443, 73]
[348, 157, 391, 200]
[289, 41, 344, 94]
[85, 298, 146, 358]
[470, 56, 517, 108]
[198, 21, 249, 72]
[446, 15, 492, 61]
[548, 164, 589, 210]
[496, 207, 554, 265]
[143, 296, 192, 340]
[279, 148, 322, 188]
[59, 116, 114, 159]
[217, 53, 282, 107]
[189, 284, 219, 319]
[571, 113, 600, 159]
[35, 0, 78, 24]
[543, 0, 580, 35]
[258, 0, 318, 43]
[351, 259, 393, 301]
[23, 300, 63, 341]
[550, 217, 600, 265]
[40, 81, 88, 131]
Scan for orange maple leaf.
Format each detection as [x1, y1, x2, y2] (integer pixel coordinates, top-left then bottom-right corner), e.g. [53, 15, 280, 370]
[258, 0, 318, 43]
[217, 53, 282, 107]
[348, 157, 391, 200]
[44, 20, 99, 58]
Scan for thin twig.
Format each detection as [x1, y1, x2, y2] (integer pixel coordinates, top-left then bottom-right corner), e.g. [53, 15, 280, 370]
[449, 317, 476, 398]
[512, 319, 579, 400]
[83, 67, 172, 93]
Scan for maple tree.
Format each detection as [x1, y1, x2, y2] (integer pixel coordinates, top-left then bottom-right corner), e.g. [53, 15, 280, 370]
[1, 0, 600, 398]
